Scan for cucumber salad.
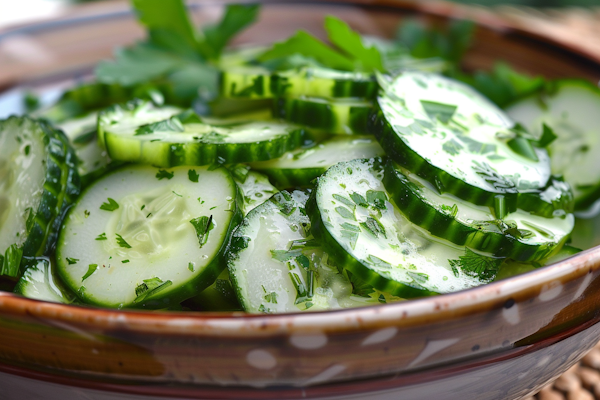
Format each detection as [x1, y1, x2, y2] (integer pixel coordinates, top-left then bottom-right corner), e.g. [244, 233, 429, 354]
[1, 0, 597, 313]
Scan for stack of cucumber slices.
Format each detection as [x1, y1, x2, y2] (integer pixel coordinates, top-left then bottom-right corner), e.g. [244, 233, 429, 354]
[3, 16, 593, 313]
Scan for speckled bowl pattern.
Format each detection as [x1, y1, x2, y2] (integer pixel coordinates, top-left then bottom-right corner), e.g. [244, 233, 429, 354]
[1, 1, 600, 400]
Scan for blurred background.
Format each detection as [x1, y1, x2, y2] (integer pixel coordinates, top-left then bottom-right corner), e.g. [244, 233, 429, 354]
[1, 0, 598, 29]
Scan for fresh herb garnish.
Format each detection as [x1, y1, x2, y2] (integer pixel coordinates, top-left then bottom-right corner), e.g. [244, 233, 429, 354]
[472, 161, 516, 191]
[82, 264, 98, 281]
[66, 257, 79, 265]
[135, 116, 184, 135]
[188, 169, 199, 183]
[134, 277, 173, 303]
[116, 234, 132, 249]
[156, 169, 174, 180]
[100, 198, 119, 211]
[449, 249, 503, 282]
[420, 100, 457, 124]
[95, 233, 107, 241]
[190, 215, 214, 248]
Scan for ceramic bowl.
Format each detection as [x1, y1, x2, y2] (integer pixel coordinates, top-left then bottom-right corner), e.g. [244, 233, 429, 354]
[1, 1, 600, 399]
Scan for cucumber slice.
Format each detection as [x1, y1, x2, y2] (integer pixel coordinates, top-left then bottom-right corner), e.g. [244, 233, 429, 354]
[0, 116, 80, 278]
[228, 190, 390, 313]
[307, 159, 502, 297]
[57, 112, 118, 187]
[505, 80, 600, 212]
[250, 135, 385, 188]
[372, 72, 551, 207]
[383, 160, 574, 261]
[273, 96, 372, 135]
[221, 66, 377, 99]
[230, 166, 278, 213]
[97, 99, 182, 148]
[14, 258, 77, 304]
[183, 268, 242, 311]
[100, 100, 306, 167]
[56, 165, 242, 308]
[517, 176, 574, 218]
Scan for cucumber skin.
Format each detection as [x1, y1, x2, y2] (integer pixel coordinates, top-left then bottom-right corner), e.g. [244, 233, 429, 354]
[55, 165, 243, 309]
[104, 127, 306, 168]
[368, 108, 520, 210]
[220, 68, 378, 100]
[2, 117, 81, 270]
[383, 160, 560, 262]
[273, 97, 372, 135]
[506, 79, 600, 213]
[517, 176, 574, 218]
[305, 166, 437, 299]
[257, 167, 324, 190]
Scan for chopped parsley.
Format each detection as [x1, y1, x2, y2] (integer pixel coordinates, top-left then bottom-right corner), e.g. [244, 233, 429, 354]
[95, 233, 107, 241]
[420, 100, 457, 123]
[134, 277, 173, 303]
[156, 169, 174, 180]
[190, 215, 213, 248]
[100, 198, 119, 211]
[82, 264, 98, 281]
[66, 257, 79, 265]
[115, 233, 132, 248]
[449, 248, 503, 282]
[188, 169, 199, 182]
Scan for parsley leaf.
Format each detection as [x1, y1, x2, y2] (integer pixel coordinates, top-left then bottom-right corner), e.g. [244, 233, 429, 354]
[420, 100, 457, 124]
[201, 4, 261, 60]
[100, 198, 119, 211]
[324, 16, 383, 71]
[134, 277, 173, 303]
[188, 169, 199, 182]
[95, 233, 107, 241]
[449, 249, 503, 282]
[0, 244, 23, 278]
[131, 0, 197, 50]
[259, 30, 355, 71]
[116, 234, 132, 249]
[82, 264, 98, 281]
[66, 257, 79, 265]
[190, 215, 214, 248]
[156, 169, 174, 180]
[135, 116, 184, 135]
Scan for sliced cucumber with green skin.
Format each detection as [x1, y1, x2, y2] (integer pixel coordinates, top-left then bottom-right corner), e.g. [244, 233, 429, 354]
[97, 99, 182, 149]
[505, 80, 600, 212]
[183, 268, 242, 312]
[14, 258, 77, 304]
[230, 166, 278, 213]
[250, 135, 384, 189]
[57, 111, 119, 187]
[383, 160, 574, 261]
[274, 97, 372, 135]
[221, 66, 377, 99]
[371, 71, 551, 208]
[0, 116, 80, 278]
[517, 176, 574, 219]
[307, 159, 502, 297]
[100, 100, 306, 167]
[56, 165, 242, 309]
[228, 190, 390, 313]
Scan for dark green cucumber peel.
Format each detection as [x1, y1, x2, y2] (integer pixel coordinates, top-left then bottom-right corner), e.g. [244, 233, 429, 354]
[369, 108, 519, 210]
[383, 160, 565, 262]
[274, 97, 372, 135]
[100, 100, 307, 167]
[220, 66, 378, 100]
[0, 117, 80, 278]
[517, 176, 574, 219]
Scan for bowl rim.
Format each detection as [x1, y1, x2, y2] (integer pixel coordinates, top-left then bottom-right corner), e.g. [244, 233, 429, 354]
[1, 0, 600, 336]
